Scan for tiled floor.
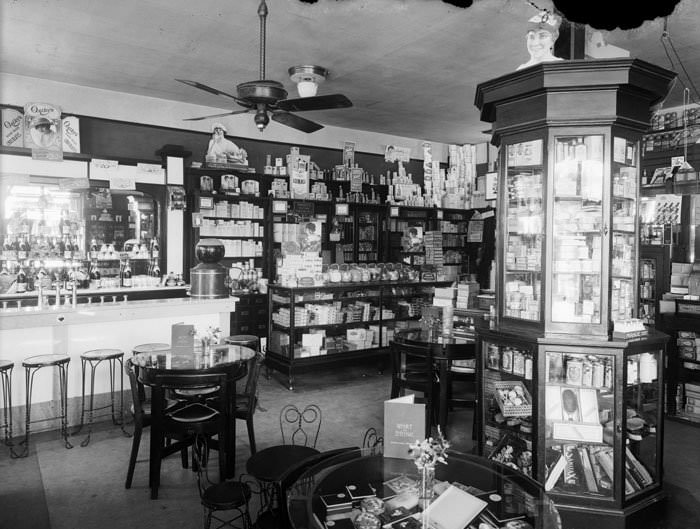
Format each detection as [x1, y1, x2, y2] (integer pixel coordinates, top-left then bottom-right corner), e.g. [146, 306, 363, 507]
[1, 363, 699, 529]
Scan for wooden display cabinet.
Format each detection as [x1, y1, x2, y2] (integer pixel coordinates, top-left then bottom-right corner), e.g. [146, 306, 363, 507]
[474, 59, 675, 528]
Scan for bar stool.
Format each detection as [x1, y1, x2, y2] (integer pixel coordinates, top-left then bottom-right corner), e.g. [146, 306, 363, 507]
[0, 359, 14, 448]
[74, 348, 129, 447]
[12, 354, 72, 458]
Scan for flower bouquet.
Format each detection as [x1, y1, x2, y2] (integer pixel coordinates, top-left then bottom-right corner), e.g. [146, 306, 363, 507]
[409, 427, 450, 512]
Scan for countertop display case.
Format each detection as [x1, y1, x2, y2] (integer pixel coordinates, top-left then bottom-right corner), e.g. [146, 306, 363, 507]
[474, 59, 675, 528]
[267, 279, 451, 389]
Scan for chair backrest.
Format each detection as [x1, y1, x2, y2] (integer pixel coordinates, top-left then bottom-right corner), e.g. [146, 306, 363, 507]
[124, 357, 147, 423]
[154, 371, 228, 392]
[390, 340, 435, 379]
[241, 352, 264, 402]
[362, 427, 384, 451]
[280, 404, 322, 448]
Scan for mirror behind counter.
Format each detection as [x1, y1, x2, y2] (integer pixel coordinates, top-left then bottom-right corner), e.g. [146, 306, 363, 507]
[1, 178, 168, 299]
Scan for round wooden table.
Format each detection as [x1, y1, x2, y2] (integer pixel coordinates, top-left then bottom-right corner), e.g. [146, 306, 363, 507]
[133, 344, 255, 497]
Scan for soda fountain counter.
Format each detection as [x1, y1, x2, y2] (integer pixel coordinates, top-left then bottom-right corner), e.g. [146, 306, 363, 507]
[0, 295, 238, 434]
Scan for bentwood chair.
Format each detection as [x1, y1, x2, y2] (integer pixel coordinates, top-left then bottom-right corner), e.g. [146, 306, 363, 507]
[124, 358, 188, 490]
[234, 352, 264, 455]
[361, 427, 384, 453]
[246, 404, 323, 524]
[279, 404, 322, 448]
[389, 340, 438, 433]
[149, 371, 230, 499]
[192, 434, 258, 529]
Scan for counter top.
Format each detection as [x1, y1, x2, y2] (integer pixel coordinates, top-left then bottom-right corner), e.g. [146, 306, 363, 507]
[0, 296, 239, 331]
[0, 285, 188, 300]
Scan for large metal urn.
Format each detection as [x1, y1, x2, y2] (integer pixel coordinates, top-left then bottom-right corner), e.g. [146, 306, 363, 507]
[189, 239, 228, 299]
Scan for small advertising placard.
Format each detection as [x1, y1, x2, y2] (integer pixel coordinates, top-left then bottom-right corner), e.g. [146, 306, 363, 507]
[171, 323, 194, 353]
[350, 167, 363, 192]
[24, 102, 63, 161]
[61, 116, 80, 153]
[90, 158, 119, 180]
[383, 394, 425, 459]
[1, 108, 24, 147]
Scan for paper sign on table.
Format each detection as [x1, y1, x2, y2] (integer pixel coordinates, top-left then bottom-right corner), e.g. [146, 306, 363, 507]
[384, 394, 425, 459]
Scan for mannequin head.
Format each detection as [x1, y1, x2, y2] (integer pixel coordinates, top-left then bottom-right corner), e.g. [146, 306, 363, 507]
[518, 10, 562, 68]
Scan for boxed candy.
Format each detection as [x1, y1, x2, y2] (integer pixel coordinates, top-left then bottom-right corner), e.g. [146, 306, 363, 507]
[493, 381, 532, 417]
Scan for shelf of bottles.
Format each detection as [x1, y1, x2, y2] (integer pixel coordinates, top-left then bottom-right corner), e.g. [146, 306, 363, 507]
[1, 183, 163, 295]
[503, 139, 544, 322]
[638, 258, 656, 326]
[1, 184, 86, 294]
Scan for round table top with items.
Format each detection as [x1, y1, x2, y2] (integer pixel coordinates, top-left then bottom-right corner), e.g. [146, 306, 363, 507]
[131, 343, 255, 381]
[286, 448, 561, 529]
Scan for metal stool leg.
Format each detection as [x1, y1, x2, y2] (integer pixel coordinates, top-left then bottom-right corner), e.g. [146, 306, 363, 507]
[79, 358, 98, 446]
[74, 357, 88, 436]
[11, 366, 36, 458]
[58, 362, 73, 450]
[1, 366, 12, 447]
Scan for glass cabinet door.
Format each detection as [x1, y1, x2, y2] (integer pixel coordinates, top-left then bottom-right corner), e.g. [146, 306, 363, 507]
[542, 348, 617, 502]
[502, 139, 544, 323]
[610, 137, 639, 324]
[624, 349, 662, 498]
[549, 135, 605, 330]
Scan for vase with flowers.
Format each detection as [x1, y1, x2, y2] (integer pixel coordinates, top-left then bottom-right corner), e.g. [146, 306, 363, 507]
[195, 325, 222, 354]
[408, 426, 450, 512]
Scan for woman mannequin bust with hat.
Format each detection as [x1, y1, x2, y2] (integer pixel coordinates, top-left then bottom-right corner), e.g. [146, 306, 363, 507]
[206, 122, 248, 164]
[516, 10, 564, 71]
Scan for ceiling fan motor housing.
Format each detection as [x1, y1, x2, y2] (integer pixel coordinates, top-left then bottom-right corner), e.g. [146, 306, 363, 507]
[237, 80, 287, 105]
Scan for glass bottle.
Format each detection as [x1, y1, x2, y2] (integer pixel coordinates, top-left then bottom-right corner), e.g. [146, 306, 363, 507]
[122, 259, 132, 287]
[17, 236, 28, 260]
[89, 239, 99, 260]
[63, 237, 73, 260]
[16, 264, 27, 293]
[89, 261, 101, 289]
[151, 237, 160, 259]
[150, 260, 161, 279]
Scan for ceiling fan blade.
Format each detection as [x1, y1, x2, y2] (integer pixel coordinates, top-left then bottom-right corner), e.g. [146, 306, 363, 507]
[271, 112, 324, 133]
[183, 110, 250, 121]
[276, 94, 353, 112]
[176, 79, 246, 105]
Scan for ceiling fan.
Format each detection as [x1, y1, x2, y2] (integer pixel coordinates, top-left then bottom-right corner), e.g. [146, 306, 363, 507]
[177, 0, 352, 133]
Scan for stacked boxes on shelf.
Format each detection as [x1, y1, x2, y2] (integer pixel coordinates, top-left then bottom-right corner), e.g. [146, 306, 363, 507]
[424, 230, 444, 274]
[683, 380, 700, 423]
[456, 281, 480, 309]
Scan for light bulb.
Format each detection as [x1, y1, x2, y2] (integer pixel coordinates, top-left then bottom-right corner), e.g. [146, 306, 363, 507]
[254, 109, 269, 131]
[297, 80, 318, 98]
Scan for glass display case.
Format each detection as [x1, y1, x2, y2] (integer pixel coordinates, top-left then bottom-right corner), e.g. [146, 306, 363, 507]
[502, 138, 545, 324]
[475, 58, 676, 527]
[537, 334, 666, 526]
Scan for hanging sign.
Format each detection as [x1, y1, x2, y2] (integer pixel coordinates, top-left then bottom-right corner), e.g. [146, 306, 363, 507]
[24, 102, 63, 161]
[61, 116, 80, 153]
